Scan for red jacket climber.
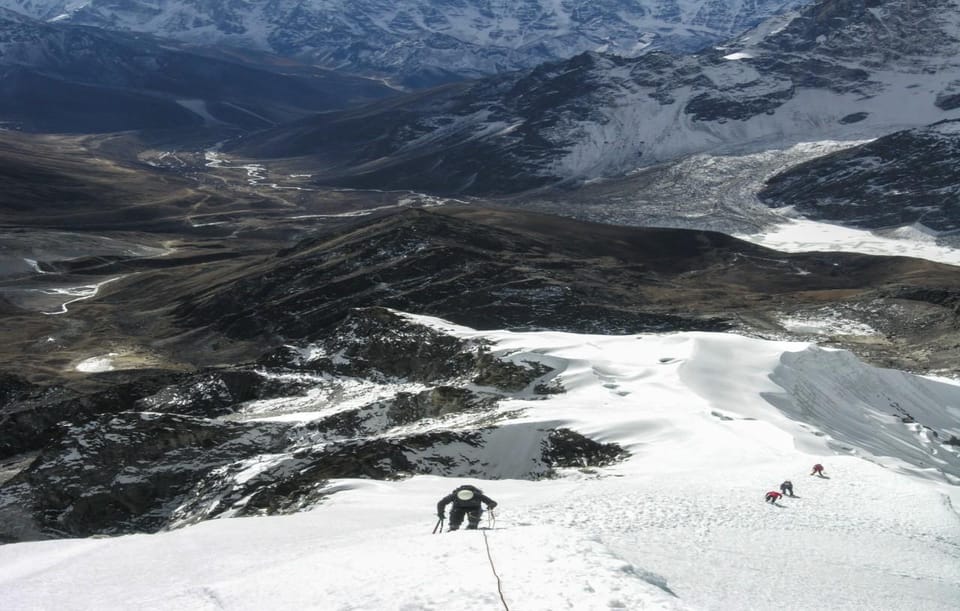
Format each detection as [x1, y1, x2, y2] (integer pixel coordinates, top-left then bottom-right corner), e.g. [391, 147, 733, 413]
[765, 491, 783, 504]
[811, 464, 825, 477]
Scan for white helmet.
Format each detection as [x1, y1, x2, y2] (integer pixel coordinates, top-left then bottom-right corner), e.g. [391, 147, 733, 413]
[456, 489, 475, 501]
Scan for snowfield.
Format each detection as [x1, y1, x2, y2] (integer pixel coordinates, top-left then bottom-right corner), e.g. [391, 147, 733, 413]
[740, 218, 960, 267]
[1, 318, 958, 610]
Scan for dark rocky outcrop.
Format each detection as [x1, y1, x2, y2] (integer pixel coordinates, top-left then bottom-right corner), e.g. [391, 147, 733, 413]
[936, 93, 960, 111]
[0, 372, 37, 406]
[261, 308, 558, 392]
[541, 428, 631, 470]
[0, 372, 187, 459]
[0, 412, 292, 539]
[759, 120, 960, 232]
[684, 82, 795, 122]
[385, 388, 500, 425]
[884, 287, 960, 316]
[0, 367, 314, 460]
[136, 370, 313, 417]
[261, 307, 485, 382]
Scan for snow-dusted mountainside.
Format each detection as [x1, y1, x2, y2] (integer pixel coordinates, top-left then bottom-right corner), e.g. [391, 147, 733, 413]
[229, 0, 960, 194]
[0, 8, 394, 132]
[759, 120, 960, 232]
[0, 0, 810, 87]
[1, 311, 959, 609]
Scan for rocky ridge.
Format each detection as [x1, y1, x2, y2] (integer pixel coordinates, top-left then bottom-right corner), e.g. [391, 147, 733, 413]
[0, 308, 626, 542]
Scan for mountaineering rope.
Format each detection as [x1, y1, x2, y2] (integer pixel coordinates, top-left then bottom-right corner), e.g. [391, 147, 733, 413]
[481, 530, 510, 611]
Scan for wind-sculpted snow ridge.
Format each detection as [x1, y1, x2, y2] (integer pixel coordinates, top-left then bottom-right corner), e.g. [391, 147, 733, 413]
[766, 348, 960, 478]
[1, 310, 958, 609]
[407, 312, 960, 482]
[672, 333, 960, 480]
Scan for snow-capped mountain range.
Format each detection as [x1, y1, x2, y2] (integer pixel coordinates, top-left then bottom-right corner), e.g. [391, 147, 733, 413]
[227, 0, 960, 194]
[1, 0, 810, 86]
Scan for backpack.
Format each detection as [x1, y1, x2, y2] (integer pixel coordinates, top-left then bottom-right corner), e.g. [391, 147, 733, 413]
[454, 486, 482, 503]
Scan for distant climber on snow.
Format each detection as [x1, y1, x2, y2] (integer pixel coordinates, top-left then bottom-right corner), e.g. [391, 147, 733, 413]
[765, 490, 783, 504]
[437, 484, 498, 531]
[780, 480, 794, 497]
[811, 464, 826, 477]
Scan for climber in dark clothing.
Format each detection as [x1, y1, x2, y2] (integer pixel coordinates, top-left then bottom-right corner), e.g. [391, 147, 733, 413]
[437, 484, 498, 531]
[780, 480, 794, 497]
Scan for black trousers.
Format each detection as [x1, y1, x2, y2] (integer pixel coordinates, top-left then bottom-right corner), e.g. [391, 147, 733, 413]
[449, 506, 482, 530]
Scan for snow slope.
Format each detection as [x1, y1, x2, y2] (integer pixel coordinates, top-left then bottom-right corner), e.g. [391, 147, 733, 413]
[2, 317, 958, 610]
